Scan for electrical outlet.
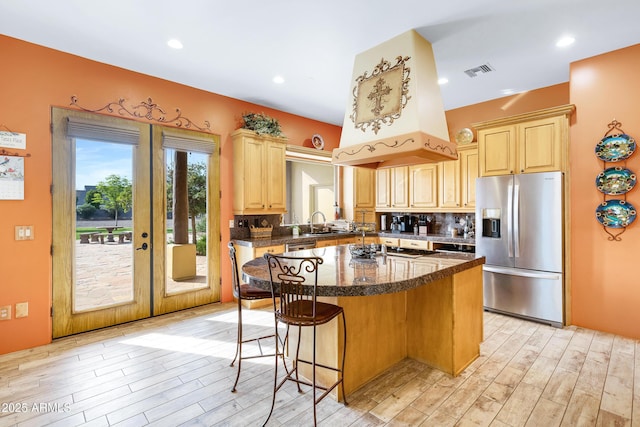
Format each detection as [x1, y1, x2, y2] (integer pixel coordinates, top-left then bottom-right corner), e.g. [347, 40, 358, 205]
[0, 305, 11, 320]
[229, 219, 235, 228]
[15, 302, 28, 318]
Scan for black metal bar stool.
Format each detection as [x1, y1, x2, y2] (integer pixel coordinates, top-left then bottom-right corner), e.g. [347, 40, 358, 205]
[228, 241, 277, 393]
[262, 253, 347, 426]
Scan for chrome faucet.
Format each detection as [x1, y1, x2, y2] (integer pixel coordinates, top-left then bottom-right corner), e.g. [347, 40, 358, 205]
[309, 210, 326, 234]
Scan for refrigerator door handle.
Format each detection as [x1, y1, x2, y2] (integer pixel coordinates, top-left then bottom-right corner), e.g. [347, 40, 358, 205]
[483, 265, 561, 280]
[507, 182, 514, 257]
[513, 183, 520, 258]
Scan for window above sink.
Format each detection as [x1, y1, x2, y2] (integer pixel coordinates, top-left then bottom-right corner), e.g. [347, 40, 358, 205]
[284, 145, 337, 227]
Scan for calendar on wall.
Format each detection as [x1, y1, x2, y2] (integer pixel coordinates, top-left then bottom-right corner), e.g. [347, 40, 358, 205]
[0, 155, 25, 200]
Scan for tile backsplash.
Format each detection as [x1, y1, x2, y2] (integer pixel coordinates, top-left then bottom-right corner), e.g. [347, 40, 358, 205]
[230, 212, 476, 239]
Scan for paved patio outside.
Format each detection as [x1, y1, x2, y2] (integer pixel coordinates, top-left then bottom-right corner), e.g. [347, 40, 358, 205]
[74, 238, 208, 312]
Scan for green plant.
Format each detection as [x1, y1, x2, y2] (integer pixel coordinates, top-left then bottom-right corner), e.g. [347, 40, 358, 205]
[76, 203, 96, 219]
[196, 216, 207, 232]
[92, 174, 132, 226]
[196, 235, 207, 255]
[241, 112, 283, 137]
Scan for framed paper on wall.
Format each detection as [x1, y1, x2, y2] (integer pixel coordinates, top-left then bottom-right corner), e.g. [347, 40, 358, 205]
[0, 155, 25, 200]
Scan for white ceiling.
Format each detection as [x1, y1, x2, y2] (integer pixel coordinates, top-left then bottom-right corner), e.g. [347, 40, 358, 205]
[1, 0, 639, 126]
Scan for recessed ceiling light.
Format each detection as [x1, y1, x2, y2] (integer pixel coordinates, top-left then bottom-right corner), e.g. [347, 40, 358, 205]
[438, 77, 449, 85]
[273, 75, 285, 84]
[501, 89, 515, 95]
[167, 39, 183, 49]
[556, 36, 575, 48]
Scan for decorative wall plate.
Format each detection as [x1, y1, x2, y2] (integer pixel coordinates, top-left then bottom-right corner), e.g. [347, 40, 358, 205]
[595, 133, 636, 161]
[595, 199, 637, 228]
[311, 134, 324, 150]
[455, 128, 474, 145]
[595, 167, 637, 195]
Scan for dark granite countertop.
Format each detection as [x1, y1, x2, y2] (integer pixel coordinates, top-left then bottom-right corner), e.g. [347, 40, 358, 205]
[241, 245, 485, 297]
[377, 231, 476, 245]
[234, 231, 475, 248]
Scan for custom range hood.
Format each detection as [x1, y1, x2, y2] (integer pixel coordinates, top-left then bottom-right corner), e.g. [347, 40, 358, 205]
[332, 30, 457, 169]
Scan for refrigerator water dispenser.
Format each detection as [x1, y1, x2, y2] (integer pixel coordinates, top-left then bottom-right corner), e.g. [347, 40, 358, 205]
[481, 209, 501, 238]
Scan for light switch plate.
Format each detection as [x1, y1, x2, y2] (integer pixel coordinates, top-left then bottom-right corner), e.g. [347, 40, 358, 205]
[14, 226, 34, 241]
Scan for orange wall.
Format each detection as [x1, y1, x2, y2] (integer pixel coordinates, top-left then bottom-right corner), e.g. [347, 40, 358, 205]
[445, 83, 569, 142]
[3, 32, 638, 355]
[0, 35, 341, 354]
[569, 44, 640, 339]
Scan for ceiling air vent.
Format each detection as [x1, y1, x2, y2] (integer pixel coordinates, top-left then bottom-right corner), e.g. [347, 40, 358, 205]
[464, 63, 495, 78]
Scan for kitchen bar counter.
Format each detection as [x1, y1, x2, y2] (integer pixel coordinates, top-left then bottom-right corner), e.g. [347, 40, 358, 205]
[242, 245, 485, 398]
[242, 245, 484, 296]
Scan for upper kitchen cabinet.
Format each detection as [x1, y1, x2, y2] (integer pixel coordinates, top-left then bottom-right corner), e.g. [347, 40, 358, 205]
[474, 105, 574, 177]
[409, 164, 438, 209]
[376, 167, 409, 210]
[439, 143, 478, 210]
[343, 166, 375, 224]
[232, 129, 287, 214]
[460, 145, 479, 209]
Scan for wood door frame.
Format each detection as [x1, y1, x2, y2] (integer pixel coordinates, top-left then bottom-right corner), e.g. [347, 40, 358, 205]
[52, 108, 151, 338]
[151, 125, 221, 315]
[52, 109, 221, 338]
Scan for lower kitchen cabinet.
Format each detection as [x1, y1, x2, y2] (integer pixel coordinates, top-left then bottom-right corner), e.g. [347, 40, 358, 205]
[399, 238, 431, 251]
[316, 239, 339, 248]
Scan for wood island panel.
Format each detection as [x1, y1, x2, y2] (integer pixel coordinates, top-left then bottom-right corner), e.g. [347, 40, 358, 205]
[406, 265, 483, 375]
[241, 245, 485, 399]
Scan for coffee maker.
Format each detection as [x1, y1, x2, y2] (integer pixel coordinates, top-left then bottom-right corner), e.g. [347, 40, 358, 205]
[390, 216, 402, 233]
[400, 215, 414, 233]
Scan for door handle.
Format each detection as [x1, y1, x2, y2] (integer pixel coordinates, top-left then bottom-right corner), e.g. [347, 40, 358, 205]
[507, 182, 513, 257]
[136, 243, 148, 251]
[513, 183, 520, 258]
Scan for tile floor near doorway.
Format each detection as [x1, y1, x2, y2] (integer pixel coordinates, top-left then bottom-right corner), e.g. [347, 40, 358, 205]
[0, 304, 638, 426]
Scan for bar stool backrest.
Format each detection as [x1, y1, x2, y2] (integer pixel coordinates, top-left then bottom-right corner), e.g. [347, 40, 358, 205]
[264, 254, 323, 322]
[228, 242, 241, 300]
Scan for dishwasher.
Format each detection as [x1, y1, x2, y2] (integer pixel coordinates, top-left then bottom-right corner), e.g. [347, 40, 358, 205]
[285, 241, 316, 252]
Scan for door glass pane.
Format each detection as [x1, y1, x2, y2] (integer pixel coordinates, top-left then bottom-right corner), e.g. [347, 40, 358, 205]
[74, 139, 134, 312]
[165, 149, 209, 294]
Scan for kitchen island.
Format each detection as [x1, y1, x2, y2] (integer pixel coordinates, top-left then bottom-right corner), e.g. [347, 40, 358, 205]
[242, 245, 485, 398]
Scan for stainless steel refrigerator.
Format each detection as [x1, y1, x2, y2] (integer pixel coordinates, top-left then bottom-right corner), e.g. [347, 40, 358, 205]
[475, 171, 564, 327]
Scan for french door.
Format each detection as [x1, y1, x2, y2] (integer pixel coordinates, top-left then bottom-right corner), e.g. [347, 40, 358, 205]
[51, 108, 220, 338]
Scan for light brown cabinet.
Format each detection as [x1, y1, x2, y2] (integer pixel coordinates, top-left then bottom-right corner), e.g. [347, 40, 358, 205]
[409, 164, 438, 209]
[376, 167, 409, 210]
[376, 164, 437, 211]
[232, 129, 287, 214]
[343, 166, 376, 224]
[474, 105, 574, 177]
[399, 238, 431, 250]
[439, 144, 478, 210]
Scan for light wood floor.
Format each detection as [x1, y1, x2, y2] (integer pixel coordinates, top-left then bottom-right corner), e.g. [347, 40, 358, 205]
[0, 303, 638, 426]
